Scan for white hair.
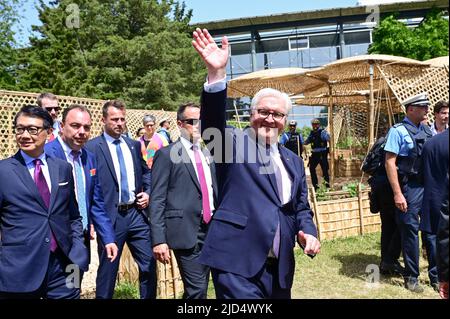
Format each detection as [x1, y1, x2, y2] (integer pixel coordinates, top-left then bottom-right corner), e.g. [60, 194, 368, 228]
[250, 88, 292, 114]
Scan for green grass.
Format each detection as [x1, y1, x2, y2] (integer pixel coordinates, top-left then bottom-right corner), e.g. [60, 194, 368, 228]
[292, 232, 439, 299]
[115, 232, 440, 299]
[113, 280, 140, 299]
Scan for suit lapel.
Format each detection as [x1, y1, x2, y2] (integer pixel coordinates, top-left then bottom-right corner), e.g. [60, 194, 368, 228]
[123, 137, 138, 179]
[178, 141, 201, 193]
[99, 135, 118, 185]
[12, 152, 48, 211]
[46, 156, 60, 212]
[81, 150, 91, 209]
[255, 141, 280, 204]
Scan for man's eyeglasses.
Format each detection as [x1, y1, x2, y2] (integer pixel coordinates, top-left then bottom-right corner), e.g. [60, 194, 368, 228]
[14, 126, 46, 135]
[256, 109, 286, 121]
[181, 119, 200, 125]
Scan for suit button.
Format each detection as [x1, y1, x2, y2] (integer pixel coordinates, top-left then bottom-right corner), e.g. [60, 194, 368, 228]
[45, 238, 50, 243]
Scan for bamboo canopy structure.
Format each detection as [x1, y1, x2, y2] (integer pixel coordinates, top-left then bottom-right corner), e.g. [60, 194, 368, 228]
[224, 54, 448, 187]
[425, 55, 449, 69]
[227, 67, 323, 98]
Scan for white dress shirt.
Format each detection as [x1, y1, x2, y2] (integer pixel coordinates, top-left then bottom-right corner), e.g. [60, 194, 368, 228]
[103, 132, 136, 204]
[57, 137, 86, 199]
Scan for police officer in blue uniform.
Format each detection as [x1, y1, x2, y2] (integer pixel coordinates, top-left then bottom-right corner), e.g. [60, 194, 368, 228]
[384, 92, 433, 293]
[280, 120, 304, 158]
[305, 118, 330, 190]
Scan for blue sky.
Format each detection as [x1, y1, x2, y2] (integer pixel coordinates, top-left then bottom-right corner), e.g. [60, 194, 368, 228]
[14, 0, 358, 46]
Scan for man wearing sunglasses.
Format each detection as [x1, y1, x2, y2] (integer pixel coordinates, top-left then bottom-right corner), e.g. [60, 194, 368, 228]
[192, 28, 320, 299]
[150, 103, 218, 299]
[37, 92, 62, 142]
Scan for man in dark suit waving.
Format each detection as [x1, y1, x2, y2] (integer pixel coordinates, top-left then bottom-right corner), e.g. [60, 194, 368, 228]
[45, 104, 118, 273]
[192, 28, 320, 299]
[85, 100, 156, 299]
[151, 102, 218, 299]
[0, 105, 88, 298]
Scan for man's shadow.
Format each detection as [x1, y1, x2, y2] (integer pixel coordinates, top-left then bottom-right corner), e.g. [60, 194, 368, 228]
[331, 254, 404, 285]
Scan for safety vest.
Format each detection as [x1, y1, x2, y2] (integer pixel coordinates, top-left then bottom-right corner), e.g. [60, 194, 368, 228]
[395, 120, 432, 182]
[284, 132, 303, 156]
[309, 129, 327, 150]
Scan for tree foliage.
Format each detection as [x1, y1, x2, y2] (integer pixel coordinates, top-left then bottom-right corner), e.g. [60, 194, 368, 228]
[0, 0, 23, 89]
[369, 9, 449, 61]
[13, 0, 206, 110]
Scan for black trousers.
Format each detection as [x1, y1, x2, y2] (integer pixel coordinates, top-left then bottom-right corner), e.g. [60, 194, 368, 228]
[309, 151, 330, 189]
[173, 222, 210, 299]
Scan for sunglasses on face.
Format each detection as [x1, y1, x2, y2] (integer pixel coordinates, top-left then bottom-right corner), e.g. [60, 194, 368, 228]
[181, 119, 200, 125]
[45, 107, 61, 112]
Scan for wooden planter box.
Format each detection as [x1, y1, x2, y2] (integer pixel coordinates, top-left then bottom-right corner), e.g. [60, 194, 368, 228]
[334, 157, 364, 177]
[309, 186, 381, 241]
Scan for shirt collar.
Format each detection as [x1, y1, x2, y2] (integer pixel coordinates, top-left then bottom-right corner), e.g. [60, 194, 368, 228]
[180, 136, 200, 150]
[20, 150, 47, 167]
[57, 136, 82, 158]
[104, 131, 124, 145]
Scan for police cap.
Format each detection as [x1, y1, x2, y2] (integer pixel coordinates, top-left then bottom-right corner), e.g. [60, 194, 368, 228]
[289, 120, 297, 126]
[403, 93, 430, 107]
[311, 118, 320, 124]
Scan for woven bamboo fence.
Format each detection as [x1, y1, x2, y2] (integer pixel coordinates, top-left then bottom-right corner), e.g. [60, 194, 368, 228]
[309, 184, 380, 241]
[0, 90, 179, 159]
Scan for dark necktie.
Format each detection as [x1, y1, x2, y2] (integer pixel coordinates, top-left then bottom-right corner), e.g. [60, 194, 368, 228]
[33, 159, 57, 252]
[192, 145, 212, 224]
[113, 139, 130, 203]
[71, 151, 88, 230]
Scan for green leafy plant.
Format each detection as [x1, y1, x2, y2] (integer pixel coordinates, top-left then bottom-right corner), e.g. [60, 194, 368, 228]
[113, 281, 139, 299]
[342, 182, 366, 198]
[315, 181, 331, 202]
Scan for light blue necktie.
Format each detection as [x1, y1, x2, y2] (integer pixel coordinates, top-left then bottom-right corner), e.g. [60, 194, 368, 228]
[113, 139, 130, 203]
[71, 151, 88, 230]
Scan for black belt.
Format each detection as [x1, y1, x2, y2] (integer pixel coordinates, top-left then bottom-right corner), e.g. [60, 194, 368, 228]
[118, 203, 136, 212]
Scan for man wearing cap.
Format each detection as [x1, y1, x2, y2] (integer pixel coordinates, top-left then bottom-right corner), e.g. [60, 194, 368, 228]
[304, 118, 330, 190]
[157, 119, 173, 144]
[280, 120, 304, 159]
[384, 92, 433, 293]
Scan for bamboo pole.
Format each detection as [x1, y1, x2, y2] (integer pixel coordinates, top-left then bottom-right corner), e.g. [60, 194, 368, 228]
[170, 250, 181, 298]
[368, 62, 375, 148]
[328, 84, 335, 188]
[357, 183, 364, 235]
[310, 186, 322, 241]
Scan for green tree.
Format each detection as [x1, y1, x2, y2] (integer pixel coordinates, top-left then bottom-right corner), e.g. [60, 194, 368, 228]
[0, 0, 23, 89]
[16, 0, 206, 110]
[369, 9, 449, 60]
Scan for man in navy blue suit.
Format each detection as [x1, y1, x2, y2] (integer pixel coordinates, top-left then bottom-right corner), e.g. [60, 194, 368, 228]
[45, 104, 118, 276]
[85, 100, 156, 299]
[420, 129, 449, 291]
[0, 105, 88, 298]
[192, 28, 321, 299]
